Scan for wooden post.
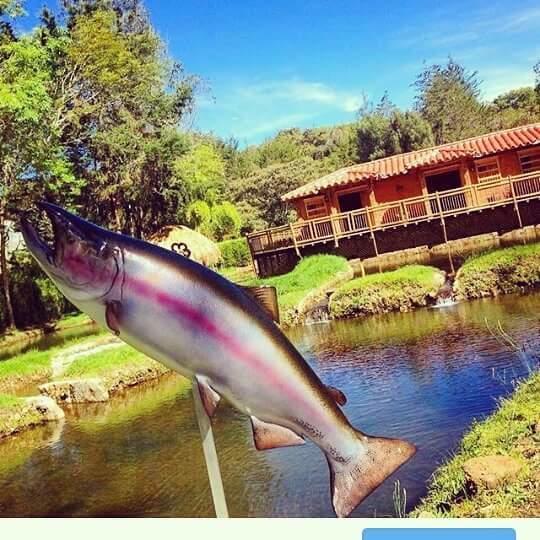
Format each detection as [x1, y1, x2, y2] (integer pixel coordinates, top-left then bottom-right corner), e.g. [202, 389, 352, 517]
[192, 378, 229, 518]
[436, 191, 455, 274]
[245, 234, 259, 277]
[289, 223, 301, 257]
[509, 177, 524, 230]
[330, 215, 339, 247]
[366, 207, 381, 272]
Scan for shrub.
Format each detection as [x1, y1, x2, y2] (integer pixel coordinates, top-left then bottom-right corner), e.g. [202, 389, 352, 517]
[219, 238, 251, 267]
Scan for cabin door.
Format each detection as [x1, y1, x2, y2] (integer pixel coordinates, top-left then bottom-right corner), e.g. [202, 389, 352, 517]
[425, 169, 465, 212]
[338, 191, 363, 213]
[337, 191, 363, 232]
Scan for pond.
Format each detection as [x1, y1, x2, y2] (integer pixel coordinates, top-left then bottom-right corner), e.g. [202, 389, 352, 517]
[0, 293, 539, 517]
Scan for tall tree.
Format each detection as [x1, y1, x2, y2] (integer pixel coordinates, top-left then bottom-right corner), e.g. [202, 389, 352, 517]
[414, 58, 486, 144]
[357, 96, 434, 162]
[0, 31, 78, 330]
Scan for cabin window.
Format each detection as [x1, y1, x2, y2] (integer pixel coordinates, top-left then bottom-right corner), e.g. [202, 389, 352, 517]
[519, 149, 540, 174]
[475, 158, 500, 182]
[304, 196, 328, 219]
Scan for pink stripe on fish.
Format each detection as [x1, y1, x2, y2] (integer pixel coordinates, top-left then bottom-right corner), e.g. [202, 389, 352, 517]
[126, 275, 316, 411]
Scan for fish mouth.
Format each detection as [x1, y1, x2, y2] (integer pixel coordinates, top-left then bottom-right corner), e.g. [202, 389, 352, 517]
[20, 202, 103, 270]
[20, 203, 61, 269]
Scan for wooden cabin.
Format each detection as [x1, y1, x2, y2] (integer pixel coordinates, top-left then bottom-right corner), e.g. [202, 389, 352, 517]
[247, 123, 540, 277]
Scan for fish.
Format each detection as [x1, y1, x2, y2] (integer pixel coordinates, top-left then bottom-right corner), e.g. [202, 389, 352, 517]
[20, 202, 416, 517]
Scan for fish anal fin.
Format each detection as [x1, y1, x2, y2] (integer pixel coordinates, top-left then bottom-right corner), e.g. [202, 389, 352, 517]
[326, 385, 347, 406]
[195, 376, 221, 417]
[105, 301, 122, 336]
[250, 416, 305, 451]
[328, 433, 416, 518]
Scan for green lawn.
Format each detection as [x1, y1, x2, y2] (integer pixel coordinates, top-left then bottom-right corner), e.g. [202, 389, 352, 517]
[454, 242, 540, 300]
[62, 344, 166, 388]
[413, 371, 540, 517]
[330, 265, 445, 319]
[251, 255, 349, 312]
[0, 393, 23, 410]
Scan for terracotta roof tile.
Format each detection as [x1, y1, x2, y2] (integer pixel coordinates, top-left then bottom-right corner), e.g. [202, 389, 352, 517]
[282, 123, 540, 201]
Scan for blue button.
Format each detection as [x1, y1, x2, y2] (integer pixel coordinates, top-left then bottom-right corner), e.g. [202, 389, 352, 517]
[363, 529, 516, 540]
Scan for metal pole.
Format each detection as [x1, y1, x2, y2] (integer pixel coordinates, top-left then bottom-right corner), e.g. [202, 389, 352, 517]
[191, 378, 229, 518]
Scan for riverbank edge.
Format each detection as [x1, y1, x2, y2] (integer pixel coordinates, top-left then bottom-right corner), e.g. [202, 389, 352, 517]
[0, 396, 64, 440]
[328, 265, 446, 319]
[454, 243, 540, 300]
[412, 370, 540, 518]
[0, 315, 94, 350]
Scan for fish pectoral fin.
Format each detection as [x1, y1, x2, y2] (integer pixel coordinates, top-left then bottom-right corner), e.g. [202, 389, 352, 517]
[250, 416, 305, 451]
[195, 376, 221, 417]
[326, 385, 347, 406]
[105, 300, 122, 336]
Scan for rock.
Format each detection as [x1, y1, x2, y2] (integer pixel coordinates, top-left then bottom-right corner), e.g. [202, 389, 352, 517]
[39, 379, 109, 403]
[24, 396, 65, 421]
[463, 455, 522, 490]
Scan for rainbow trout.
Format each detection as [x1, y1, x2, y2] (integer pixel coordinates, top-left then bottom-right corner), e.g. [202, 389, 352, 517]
[21, 202, 416, 517]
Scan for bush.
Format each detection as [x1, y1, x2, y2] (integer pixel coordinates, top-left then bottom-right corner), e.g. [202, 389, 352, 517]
[219, 238, 251, 267]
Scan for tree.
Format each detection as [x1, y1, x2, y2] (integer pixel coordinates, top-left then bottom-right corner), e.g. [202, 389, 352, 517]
[0, 33, 78, 330]
[58, 5, 198, 237]
[174, 142, 225, 206]
[535, 61, 540, 96]
[356, 96, 434, 162]
[487, 87, 540, 130]
[229, 157, 335, 228]
[414, 58, 486, 144]
[210, 202, 241, 241]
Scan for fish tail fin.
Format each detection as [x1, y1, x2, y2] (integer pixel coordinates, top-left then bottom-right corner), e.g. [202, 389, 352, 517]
[327, 432, 416, 518]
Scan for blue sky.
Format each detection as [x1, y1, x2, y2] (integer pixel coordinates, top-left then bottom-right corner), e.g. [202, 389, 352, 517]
[20, 0, 540, 145]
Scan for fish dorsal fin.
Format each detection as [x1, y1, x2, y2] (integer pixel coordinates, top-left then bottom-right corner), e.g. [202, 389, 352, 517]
[326, 385, 347, 406]
[195, 376, 221, 417]
[250, 416, 305, 451]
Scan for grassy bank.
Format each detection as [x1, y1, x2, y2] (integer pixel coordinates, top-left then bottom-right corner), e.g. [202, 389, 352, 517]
[62, 345, 170, 393]
[0, 394, 46, 440]
[221, 255, 351, 326]
[252, 255, 350, 326]
[329, 265, 445, 319]
[413, 371, 540, 517]
[454, 243, 540, 300]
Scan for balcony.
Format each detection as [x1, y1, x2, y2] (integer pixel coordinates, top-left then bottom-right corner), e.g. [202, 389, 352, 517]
[247, 171, 540, 256]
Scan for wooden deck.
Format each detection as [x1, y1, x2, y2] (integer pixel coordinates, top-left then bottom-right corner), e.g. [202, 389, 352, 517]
[247, 171, 540, 256]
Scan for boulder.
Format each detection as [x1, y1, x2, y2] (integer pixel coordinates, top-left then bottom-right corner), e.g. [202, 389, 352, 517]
[463, 455, 522, 490]
[39, 379, 109, 403]
[24, 396, 65, 421]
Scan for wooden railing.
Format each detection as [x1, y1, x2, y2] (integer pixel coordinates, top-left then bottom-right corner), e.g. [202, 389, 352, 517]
[247, 171, 540, 255]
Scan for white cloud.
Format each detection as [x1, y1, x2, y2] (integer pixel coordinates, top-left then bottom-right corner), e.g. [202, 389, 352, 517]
[233, 113, 314, 139]
[237, 79, 364, 113]
[480, 66, 536, 100]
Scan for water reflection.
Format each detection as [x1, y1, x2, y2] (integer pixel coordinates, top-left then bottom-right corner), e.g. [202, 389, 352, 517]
[0, 293, 539, 517]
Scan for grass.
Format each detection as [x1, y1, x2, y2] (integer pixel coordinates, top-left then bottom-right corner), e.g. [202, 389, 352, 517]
[0, 393, 23, 410]
[62, 344, 168, 389]
[54, 312, 92, 330]
[330, 265, 445, 319]
[0, 332, 106, 393]
[252, 255, 349, 312]
[413, 371, 540, 518]
[220, 265, 257, 286]
[454, 242, 540, 300]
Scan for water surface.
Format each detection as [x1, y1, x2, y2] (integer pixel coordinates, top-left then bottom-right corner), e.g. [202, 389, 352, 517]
[0, 294, 539, 517]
